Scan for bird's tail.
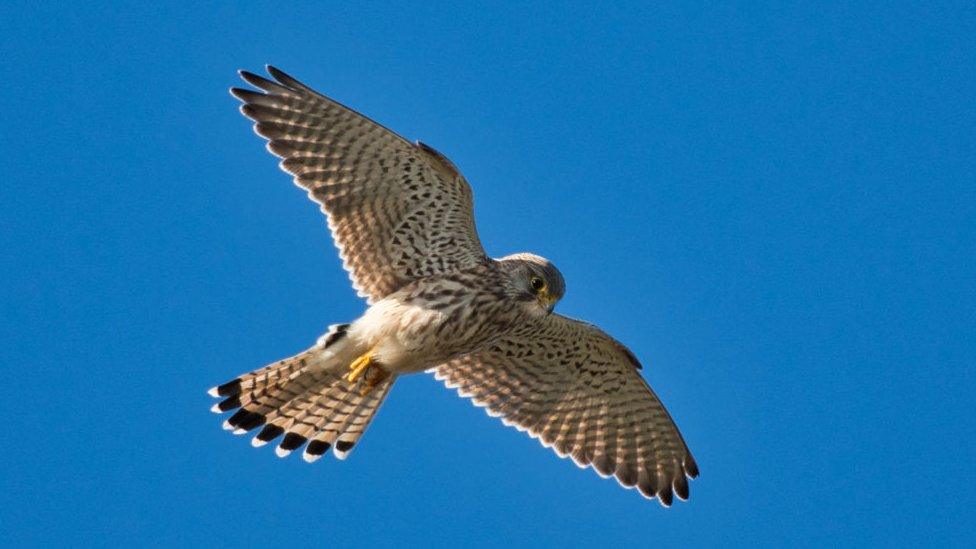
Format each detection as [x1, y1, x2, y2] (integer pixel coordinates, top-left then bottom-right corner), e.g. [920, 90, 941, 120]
[208, 325, 394, 461]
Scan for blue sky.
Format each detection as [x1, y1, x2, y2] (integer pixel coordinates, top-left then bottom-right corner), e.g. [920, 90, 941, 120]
[2, 2, 974, 547]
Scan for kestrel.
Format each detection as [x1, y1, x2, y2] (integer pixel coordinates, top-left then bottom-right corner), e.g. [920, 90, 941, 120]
[209, 66, 698, 506]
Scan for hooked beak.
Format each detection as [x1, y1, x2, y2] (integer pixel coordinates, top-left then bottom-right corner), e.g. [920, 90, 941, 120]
[538, 288, 556, 314]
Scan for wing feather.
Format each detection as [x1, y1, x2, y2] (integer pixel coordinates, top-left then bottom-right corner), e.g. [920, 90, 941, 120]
[232, 66, 487, 303]
[433, 314, 698, 506]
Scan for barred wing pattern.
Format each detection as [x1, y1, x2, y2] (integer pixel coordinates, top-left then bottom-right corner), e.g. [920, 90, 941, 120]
[433, 314, 698, 506]
[232, 66, 487, 303]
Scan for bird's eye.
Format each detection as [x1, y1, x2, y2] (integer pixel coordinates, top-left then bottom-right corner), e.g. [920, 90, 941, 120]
[530, 276, 546, 292]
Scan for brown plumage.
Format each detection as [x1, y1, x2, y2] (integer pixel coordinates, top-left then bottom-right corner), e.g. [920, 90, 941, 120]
[209, 66, 698, 506]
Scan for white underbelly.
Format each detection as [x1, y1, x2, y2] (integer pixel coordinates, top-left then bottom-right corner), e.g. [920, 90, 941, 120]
[348, 298, 451, 374]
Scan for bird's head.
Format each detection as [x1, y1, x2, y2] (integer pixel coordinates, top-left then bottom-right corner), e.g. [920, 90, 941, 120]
[498, 253, 566, 315]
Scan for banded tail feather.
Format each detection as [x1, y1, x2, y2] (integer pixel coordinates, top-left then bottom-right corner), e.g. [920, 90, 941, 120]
[208, 326, 394, 461]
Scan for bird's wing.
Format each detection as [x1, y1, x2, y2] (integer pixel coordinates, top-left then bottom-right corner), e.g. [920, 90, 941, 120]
[431, 313, 698, 506]
[232, 66, 487, 303]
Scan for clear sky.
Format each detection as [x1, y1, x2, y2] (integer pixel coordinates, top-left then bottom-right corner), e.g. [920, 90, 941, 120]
[2, 2, 973, 547]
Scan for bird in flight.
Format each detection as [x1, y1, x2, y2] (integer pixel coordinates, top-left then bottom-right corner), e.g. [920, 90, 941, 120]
[209, 66, 698, 506]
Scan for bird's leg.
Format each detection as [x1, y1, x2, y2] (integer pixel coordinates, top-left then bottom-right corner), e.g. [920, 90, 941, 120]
[344, 353, 373, 383]
[360, 366, 390, 396]
[344, 352, 389, 396]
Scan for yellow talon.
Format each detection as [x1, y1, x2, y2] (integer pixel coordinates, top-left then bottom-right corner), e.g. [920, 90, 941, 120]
[345, 353, 372, 383]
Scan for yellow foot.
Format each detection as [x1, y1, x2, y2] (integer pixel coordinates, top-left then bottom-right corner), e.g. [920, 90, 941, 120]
[360, 367, 390, 396]
[344, 353, 372, 383]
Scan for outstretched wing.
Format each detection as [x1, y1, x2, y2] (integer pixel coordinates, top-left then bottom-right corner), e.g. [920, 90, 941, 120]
[432, 314, 698, 506]
[232, 66, 487, 303]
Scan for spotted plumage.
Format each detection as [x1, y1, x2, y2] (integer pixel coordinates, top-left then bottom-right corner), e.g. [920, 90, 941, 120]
[209, 66, 698, 506]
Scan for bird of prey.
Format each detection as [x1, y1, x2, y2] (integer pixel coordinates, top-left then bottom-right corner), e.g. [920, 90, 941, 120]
[209, 66, 698, 506]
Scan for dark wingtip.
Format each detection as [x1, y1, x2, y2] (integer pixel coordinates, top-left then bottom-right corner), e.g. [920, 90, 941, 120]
[227, 409, 252, 428]
[306, 440, 331, 456]
[239, 69, 275, 90]
[213, 379, 242, 397]
[228, 409, 266, 432]
[621, 347, 642, 370]
[658, 487, 674, 507]
[256, 424, 285, 443]
[265, 64, 281, 77]
[266, 65, 300, 88]
[637, 477, 659, 500]
[241, 413, 266, 431]
[591, 453, 614, 477]
[280, 432, 308, 451]
[685, 455, 699, 478]
[335, 440, 355, 453]
[674, 476, 690, 501]
[229, 87, 261, 101]
[216, 395, 242, 412]
[617, 467, 638, 487]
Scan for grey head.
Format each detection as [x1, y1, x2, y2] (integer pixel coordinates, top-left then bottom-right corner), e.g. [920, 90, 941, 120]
[497, 253, 566, 313]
